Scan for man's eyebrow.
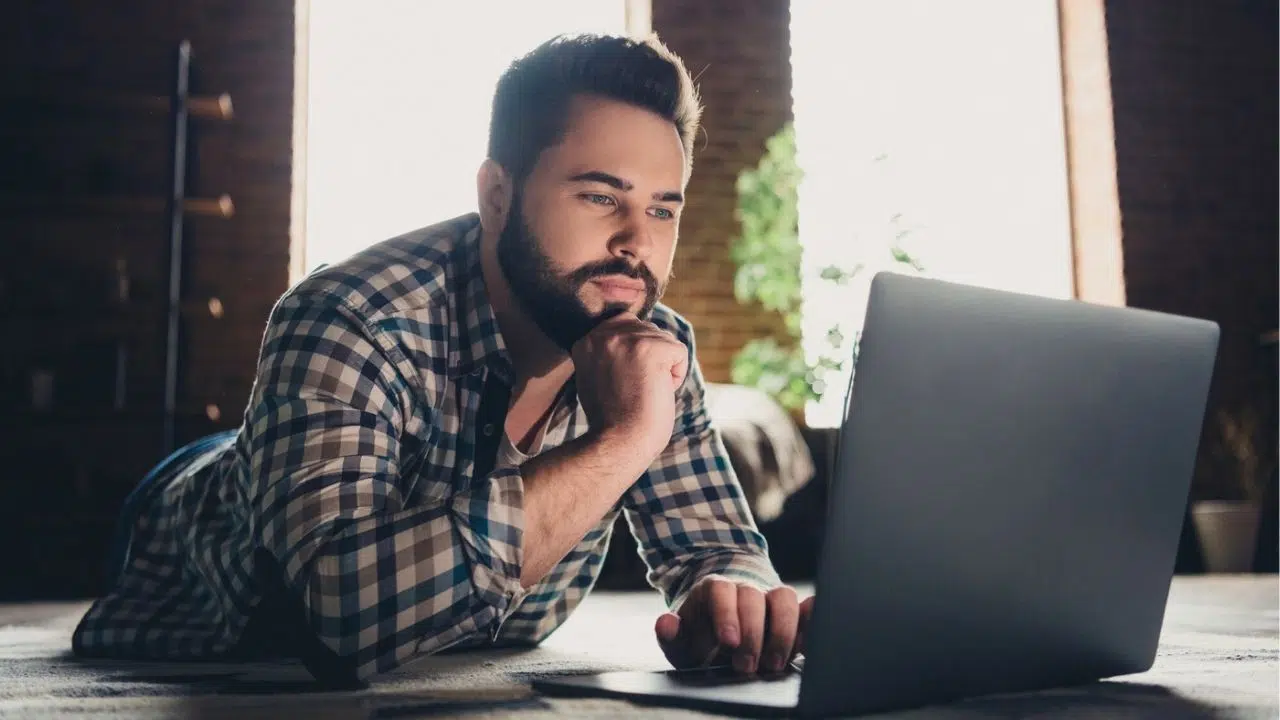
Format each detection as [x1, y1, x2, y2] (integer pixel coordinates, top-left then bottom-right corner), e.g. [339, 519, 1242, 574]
[568, 171, 632, 191]
[568, 171, 684, 204]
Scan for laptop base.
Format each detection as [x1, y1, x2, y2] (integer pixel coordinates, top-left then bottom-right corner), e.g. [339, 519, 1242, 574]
[532, 665, 801, 718]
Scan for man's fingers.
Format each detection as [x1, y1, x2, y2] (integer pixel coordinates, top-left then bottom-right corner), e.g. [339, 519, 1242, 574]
[604, 322, 687, 382]
[795, 594, 816, 657]
[655, 612, 680, 644]
[762, 586, 799, 673]
[656, 610, 721, 670]
[701, 577, 740, 650]
[585, 312, 655, 345]
[596, 312, 663, 339]
[598, 310, 641, 327]
[626, 327, 687, 391]
[654, 612, 691, 668]
[734, 585, 766, 674]
[588, 314, 686, 383]
[669, 350, 689, 390]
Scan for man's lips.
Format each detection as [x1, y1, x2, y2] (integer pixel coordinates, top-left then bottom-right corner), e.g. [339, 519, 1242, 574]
[590, 276, 647, 301]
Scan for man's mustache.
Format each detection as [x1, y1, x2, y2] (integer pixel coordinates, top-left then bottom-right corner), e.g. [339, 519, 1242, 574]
[567, 258, 661, 299]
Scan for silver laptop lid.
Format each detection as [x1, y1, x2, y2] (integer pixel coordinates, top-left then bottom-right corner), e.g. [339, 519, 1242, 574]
[799, 272, 1219, 717]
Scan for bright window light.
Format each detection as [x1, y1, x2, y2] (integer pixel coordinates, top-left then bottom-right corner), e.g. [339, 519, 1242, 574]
[304, 1, 629, 272]
[791, 0, 1075, 427]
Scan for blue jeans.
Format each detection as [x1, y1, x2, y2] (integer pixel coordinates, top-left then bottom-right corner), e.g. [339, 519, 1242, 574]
[104, 430, 239, 585]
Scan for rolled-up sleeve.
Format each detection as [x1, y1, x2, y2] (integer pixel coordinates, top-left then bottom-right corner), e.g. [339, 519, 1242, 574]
[623, 319, 782, 611]
[246, 293, 526, 682]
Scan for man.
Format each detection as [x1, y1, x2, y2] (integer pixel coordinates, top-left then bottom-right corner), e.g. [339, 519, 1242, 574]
[73, 32, 814, 685]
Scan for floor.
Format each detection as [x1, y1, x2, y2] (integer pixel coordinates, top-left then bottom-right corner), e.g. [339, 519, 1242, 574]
[0, 577, 1275, 718]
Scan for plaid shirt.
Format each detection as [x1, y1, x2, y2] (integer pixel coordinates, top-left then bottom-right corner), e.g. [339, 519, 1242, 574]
[72, 213, 780, 683]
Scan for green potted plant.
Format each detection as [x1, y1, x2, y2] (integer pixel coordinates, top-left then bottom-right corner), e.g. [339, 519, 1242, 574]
[729, 122, 922, 414]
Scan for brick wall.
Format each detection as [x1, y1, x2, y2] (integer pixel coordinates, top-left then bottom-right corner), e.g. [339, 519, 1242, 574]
[1, 0, 793, 599]
[1104, 0, 1278, 500]
[0, 0, 294, 598]
[651, 0, 794, 385]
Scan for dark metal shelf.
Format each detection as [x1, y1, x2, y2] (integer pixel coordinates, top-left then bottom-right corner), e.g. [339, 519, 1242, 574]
[0, 91, 233, 121]
[0, 193, 234, 218]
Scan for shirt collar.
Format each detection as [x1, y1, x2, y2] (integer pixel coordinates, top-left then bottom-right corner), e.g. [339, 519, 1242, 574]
[448, 215, 514, 383]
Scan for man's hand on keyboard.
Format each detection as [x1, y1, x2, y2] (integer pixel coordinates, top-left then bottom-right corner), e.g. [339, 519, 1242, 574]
[654, 575, 815, 675]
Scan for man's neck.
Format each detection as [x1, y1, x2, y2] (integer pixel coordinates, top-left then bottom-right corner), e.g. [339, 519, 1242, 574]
[478, 229, 575, 393]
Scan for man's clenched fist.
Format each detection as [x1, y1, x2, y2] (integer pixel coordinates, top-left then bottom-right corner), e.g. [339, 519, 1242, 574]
[571, 312, 689, 463]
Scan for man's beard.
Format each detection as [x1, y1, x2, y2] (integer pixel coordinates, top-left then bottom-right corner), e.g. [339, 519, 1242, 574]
[496, 194, 663, 352]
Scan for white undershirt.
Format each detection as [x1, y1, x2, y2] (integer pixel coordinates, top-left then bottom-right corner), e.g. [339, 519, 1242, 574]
[495, 418, 549, 469]
[496, 385, 570, 469]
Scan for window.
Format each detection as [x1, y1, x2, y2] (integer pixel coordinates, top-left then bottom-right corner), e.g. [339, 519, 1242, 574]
[790, 0, 1075, 427]
[302, 1, 632, 273]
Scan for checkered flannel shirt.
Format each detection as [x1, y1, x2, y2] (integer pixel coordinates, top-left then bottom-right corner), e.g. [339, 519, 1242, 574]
[72, 213, 781, 683]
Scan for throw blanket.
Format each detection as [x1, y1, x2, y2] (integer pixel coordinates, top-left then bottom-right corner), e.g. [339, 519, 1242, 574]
[704, 382, 816, 522]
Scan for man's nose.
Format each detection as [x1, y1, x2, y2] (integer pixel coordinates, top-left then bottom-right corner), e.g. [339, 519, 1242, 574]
[609, 210, 654, 263]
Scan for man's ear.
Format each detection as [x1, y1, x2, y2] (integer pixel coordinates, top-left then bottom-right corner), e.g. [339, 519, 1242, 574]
[477, 159, 514, 231]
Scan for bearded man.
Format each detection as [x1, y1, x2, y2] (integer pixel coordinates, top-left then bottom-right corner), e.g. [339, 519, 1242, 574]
[73, 33, 815, 685]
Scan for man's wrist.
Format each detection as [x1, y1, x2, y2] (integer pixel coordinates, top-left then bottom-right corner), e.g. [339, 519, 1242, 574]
[582, 425, 663, 478]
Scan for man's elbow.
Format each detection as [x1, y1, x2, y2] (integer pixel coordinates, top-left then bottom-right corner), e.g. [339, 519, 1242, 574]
[296, 561, 500, 684]
[297, 613, 370, 687]
[247, 548, 371, 685]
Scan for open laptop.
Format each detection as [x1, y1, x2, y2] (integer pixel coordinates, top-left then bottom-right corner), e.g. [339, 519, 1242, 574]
[532, 272, 1220, 717]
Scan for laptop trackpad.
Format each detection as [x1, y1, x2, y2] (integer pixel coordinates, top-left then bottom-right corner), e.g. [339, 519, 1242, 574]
[533, 666, 802, 712]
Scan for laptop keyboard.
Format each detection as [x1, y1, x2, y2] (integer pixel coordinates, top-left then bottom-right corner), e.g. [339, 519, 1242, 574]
[664, 655, 804, 685]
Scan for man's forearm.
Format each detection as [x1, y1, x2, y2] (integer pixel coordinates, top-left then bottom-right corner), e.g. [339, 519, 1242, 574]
[518, 430, 653, 587]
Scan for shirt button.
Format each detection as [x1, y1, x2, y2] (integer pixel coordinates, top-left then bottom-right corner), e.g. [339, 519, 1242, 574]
[482, 423, 496, 437]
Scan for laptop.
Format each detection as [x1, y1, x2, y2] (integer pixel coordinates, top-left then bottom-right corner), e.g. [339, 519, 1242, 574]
[532, 272, 1220, 717]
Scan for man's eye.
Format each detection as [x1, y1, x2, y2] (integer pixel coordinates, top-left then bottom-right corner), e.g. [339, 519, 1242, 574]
[650, 207, 675, 220]
[583, 193, 615, 206]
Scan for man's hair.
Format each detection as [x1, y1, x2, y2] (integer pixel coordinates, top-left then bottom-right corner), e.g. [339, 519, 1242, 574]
[487, 33, 703, 185]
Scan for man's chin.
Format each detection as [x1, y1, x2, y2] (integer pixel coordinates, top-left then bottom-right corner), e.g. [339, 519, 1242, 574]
[599, 301, 638, 319]
[584, 297, 651, 321]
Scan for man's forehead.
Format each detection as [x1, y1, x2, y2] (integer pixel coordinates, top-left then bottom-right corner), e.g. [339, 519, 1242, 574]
[548, 97, 687, 182]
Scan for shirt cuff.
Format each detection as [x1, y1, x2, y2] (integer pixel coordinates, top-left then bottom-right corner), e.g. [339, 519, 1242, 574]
[449, 466, 528, 615]
[673, 551, 784, 610]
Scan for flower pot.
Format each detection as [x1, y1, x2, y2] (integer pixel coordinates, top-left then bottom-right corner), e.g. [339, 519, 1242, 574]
[1191, 501, 1262, 573]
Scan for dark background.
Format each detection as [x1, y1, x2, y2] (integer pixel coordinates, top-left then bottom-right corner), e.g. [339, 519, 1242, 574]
[0, 0, 1275, 599]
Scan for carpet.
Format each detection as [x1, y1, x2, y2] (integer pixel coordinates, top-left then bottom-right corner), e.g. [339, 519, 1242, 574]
[0, 577, 1275, 719]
